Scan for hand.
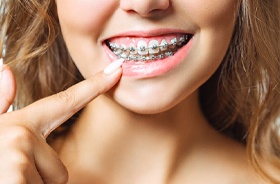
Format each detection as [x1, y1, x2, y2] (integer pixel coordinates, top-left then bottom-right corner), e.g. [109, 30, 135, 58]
[0, 59, 123, 184]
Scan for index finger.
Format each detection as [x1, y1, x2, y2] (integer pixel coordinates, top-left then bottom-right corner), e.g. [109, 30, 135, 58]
[21, 59, 123, 138]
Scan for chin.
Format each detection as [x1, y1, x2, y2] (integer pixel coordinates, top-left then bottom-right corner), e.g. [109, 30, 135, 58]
[114, 95, 179, 115]
[107, 79, 192, 115]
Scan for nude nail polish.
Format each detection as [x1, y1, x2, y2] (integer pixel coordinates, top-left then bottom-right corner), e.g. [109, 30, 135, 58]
[103, 59, 124, 75]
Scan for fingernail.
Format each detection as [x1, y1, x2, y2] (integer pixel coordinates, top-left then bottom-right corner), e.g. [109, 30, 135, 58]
[0, 58, 3, 80]
[103, 59, 124, 75]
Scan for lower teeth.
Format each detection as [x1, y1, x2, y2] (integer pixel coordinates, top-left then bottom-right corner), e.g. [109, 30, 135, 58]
[118, 51, 175, 62]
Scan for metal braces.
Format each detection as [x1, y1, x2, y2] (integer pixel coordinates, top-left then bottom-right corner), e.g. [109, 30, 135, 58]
[109, 35, 190, 53]
[117, 51, 175, 62]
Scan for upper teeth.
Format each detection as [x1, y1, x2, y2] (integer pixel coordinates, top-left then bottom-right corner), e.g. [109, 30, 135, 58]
[148, 40, 160, 54]
[137, 40, 148, 55]
[129, 44, 138, 55]
[108, 35, 190, 61]
[160, 40, 168, 51]
[171, 38, 177, 45]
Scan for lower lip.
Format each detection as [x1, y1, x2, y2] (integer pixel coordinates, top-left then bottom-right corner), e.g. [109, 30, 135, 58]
[103, 37, 193, 78]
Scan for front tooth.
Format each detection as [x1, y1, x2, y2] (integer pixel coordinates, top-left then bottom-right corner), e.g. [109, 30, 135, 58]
[160, 39, 168, 51]
[137, 40, 148, 55]
[148, 40, 159, 54]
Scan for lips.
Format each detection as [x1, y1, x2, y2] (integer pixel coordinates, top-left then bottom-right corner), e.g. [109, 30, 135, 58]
[103, 32, 194, 78]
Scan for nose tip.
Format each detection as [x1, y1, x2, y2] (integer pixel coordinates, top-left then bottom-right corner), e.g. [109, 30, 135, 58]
[120, 0, 170, 17]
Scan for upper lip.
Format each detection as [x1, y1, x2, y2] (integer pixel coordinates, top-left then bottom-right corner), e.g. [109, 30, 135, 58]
[101, 28, 194, 43]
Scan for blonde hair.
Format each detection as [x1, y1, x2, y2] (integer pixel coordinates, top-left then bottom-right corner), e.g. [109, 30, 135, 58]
[1, 0, 280, 182]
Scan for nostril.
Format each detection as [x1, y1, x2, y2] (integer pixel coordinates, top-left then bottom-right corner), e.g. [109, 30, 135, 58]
[120, 0, 170, 17]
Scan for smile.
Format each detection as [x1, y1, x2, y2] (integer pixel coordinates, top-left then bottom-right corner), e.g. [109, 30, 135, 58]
[103, 32, 194, 78]
[105, 33, 192, 62]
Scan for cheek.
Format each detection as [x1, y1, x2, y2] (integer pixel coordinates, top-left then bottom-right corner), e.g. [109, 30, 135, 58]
[55, 0, 119, 78]
[56, 0, 117, 34]
[184, 0, 238, 68]
[185, 0, 238, 27]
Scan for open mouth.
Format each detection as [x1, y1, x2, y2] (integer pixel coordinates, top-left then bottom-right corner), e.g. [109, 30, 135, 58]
[103, 32, 194, 78]
[105, 33, 193, 63]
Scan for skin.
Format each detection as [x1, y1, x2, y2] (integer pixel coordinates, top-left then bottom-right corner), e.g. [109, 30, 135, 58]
[57, 0, 237, 114]
[0, 0, 268, 183]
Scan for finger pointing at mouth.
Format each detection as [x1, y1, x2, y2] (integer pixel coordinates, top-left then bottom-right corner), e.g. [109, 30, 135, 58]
[20, 59, 123, 138]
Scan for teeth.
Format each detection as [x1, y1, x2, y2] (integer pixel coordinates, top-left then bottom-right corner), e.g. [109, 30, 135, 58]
[171, 38, 177, 45]
[110, 43, 122, 55]
[165, 51, 173, 57]
[120, 52, 129, 58]
[113, 49, 122, 55]
[137, 40, 148, 55]
[133, 56, 139, 61]
[177, 37, 185, 45]
[108, 34, 192, 61]
[141, 56, 147, 61]
[120, 44, 127, 51]
[148, 40, 160, 54]
[109, 36, 190, 54]
[170, 38, 177, 49]
[120, 44, 129, 56]
[158, 54, 164, 59]
[179, 36, 185, 42]
[109, 42, 116, 49]
[160, 39, 168, 51]
[125, 56, 131, 61]
[129, 44, 138, 55]
[150, 55, 157, 60]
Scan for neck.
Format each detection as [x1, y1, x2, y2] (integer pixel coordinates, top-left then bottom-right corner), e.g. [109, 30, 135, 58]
[57, 90, 215, 183]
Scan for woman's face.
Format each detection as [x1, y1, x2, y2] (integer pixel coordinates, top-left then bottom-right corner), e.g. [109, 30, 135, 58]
[56, 0, 238, 114]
